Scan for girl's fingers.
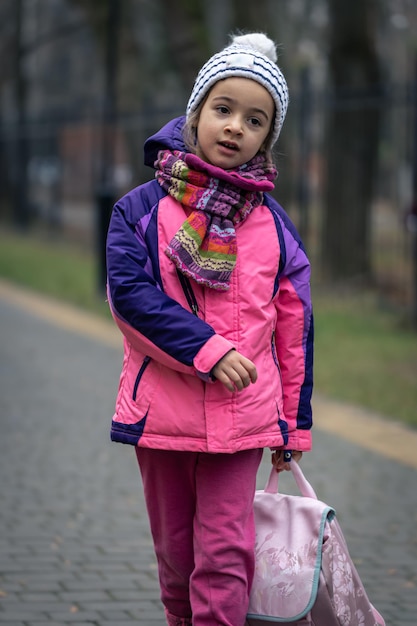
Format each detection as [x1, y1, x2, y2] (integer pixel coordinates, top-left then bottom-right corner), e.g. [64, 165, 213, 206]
[212, 351, 258, 392]
[271, 450, 303, 472]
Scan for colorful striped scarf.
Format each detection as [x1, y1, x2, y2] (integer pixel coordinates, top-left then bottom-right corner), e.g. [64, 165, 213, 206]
[155, 150, 277, 290]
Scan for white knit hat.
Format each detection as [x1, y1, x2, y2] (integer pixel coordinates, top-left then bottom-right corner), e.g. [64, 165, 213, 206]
[186, 33, 289, 147]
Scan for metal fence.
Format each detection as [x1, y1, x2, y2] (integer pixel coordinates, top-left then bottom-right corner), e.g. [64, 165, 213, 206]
[0, 74, 416, 322]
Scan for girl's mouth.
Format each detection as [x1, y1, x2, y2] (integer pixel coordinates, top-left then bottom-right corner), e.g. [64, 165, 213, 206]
[218, 141, 239, 152]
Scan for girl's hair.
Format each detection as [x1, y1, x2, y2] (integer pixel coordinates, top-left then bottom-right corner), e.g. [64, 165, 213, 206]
[182, 104, 202, 154]
[182, 90, 275, 160]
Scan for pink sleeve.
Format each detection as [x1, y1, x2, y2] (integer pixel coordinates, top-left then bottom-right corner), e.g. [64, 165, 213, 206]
[193, 334, 236, 381]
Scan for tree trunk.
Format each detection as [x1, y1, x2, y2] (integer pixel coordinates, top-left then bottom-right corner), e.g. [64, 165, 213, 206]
[322, 0, 381, 281]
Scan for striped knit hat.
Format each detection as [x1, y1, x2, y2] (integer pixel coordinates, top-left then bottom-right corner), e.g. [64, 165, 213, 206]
[186, 33, 289, 147]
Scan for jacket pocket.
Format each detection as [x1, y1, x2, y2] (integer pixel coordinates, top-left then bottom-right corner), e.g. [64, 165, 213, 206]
[132, 356, 151, 401]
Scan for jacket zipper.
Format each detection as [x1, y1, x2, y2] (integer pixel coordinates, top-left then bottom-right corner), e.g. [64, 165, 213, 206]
[271, 331, 284, 390]
[132, 355, 151, 401]
[176, 268, 199, 316]
[272, 332, 289, 444]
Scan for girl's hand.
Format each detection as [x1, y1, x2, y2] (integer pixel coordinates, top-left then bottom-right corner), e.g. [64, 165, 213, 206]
[271, 450, 303, 472]
[212, 350, 258, 392]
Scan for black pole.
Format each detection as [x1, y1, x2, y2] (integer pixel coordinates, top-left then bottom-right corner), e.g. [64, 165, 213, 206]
[14, 0, 30, 231]
[96, 0, 119, 293]
[411, 56, 417, 327]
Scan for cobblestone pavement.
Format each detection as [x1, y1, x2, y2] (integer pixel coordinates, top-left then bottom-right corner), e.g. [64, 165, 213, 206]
[0, 286, 416, 625]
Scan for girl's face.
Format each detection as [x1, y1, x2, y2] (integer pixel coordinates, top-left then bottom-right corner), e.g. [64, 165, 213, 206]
[195, 77, 274, 170]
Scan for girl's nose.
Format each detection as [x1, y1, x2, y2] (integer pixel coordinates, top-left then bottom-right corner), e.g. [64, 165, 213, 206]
[225, 115, 243, 135]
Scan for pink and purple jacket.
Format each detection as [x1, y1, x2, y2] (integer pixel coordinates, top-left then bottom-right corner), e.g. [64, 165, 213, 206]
[106, 117, 314, 454]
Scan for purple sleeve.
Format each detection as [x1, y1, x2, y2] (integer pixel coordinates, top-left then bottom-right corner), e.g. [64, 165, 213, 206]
[106, 182, 217, 368]
[266, 195, 314, 431]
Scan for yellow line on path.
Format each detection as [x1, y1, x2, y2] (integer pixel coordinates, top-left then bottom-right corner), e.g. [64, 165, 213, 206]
[1, 278, 417, 469]
[313, 396, 417, 469]
[0, 278, 122, 350]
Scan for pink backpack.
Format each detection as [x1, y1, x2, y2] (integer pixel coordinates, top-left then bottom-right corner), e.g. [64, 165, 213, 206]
[246, 461, 385, 626]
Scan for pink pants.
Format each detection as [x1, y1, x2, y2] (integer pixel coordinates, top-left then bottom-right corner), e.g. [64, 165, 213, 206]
[136, 447, 263, 626]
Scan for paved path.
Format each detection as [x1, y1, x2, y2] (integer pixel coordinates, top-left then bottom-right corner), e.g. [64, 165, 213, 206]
[0, 280, 416, 625]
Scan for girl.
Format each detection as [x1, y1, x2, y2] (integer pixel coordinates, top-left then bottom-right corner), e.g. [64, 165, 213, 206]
[106, 32, 313, 626]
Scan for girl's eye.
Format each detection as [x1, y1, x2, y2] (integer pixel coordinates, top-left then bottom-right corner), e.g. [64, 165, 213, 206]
[216, 105, 230, 114]
[249, 117, 261, 127]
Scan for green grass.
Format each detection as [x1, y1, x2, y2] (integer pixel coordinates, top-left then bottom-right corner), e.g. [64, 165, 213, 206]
[1, 227, 416, 428]
[0, 227, 111, 319]
[313, 289, 417, 426]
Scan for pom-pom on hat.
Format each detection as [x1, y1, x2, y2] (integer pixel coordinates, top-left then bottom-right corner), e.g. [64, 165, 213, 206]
[186, 33, 289, 148]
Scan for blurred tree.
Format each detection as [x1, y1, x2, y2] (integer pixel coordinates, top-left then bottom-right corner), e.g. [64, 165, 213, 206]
[0, 0, 18, 221]
[231, 0, 270, 31]
[13, 0, 30, 230]
[322, 0, 382, 281]
[70, 0, 143, 174]
[70, 1, 119, 153]
[159, 0, 210, 94]
[0, 0, 32, 230]
[71, 0, 210, 181]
